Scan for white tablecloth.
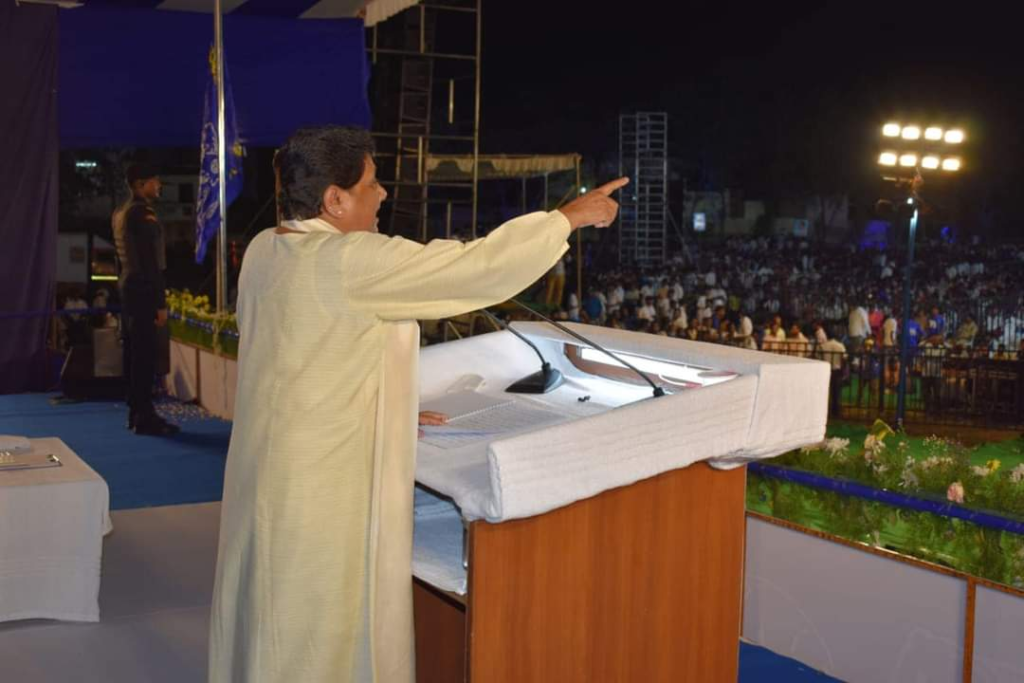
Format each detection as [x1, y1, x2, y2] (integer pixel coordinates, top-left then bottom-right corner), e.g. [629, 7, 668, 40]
[0, 437, 112, 622]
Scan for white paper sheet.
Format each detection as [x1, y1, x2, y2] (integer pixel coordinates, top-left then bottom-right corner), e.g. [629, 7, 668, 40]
[419, 392, 572, 450]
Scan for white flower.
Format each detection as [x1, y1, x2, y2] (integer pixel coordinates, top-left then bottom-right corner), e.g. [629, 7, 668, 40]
[924, 435, 953, 456]
[1011, 464, 1024, 484]
[863, 434, 886, 462]
[899, 456, 919, 488]
[921, 456, 954, 471]
[823, 437, 850, 458]
[972, 466, 991, 478]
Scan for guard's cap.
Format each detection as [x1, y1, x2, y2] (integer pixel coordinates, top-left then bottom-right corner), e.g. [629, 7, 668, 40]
[126, 163, 159, 184]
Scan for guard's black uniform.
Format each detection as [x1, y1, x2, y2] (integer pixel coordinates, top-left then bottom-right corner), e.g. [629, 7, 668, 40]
[112, 196, 167, 426]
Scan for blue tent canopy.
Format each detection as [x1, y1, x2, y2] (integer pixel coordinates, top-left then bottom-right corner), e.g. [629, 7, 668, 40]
[59, 6, 371, 148]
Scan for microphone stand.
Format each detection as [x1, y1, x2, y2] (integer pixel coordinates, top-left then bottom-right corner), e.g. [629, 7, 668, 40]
[508, 299, 665, 398]
[478, 308, 565, 394]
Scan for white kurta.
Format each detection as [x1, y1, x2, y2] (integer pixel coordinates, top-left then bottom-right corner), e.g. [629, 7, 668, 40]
[209, 211, 571, 682]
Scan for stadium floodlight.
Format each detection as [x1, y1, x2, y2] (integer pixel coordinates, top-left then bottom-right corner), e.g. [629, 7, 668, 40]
[944, 129, 965, 144]
[876, 118, 968, 429]
[882, 123, 901, 137]
[901, 126, 921, 140]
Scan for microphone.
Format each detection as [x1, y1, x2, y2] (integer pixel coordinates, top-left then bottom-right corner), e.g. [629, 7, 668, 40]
[508, 299, 665, 398]
[478, 308, 565, 394]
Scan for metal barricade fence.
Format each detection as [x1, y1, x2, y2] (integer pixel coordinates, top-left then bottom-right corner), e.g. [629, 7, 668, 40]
[823, 345, 1022, 427]
[724, 338, 1024, 427]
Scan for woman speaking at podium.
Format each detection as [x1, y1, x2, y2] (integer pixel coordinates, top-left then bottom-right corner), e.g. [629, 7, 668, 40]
[208, 125, 626, 683]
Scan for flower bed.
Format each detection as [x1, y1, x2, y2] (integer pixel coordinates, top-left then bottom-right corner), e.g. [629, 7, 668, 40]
[749, 420, 1024, 588]
[165, 290, 239, 357]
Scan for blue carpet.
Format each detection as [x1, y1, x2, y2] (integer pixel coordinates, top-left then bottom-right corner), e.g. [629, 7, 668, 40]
[0, 393, 230, 510]
[0, 393, 841, 681]
[739, 642, 841, 682]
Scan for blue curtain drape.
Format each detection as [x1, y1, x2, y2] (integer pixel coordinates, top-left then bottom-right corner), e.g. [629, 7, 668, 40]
[0, 2, 59, 393]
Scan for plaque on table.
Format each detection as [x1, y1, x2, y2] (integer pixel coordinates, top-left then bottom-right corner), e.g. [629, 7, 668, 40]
[0, 451, 63, 472]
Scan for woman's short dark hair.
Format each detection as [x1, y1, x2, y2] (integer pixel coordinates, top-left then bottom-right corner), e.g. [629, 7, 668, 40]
[274, 126, 375, 221]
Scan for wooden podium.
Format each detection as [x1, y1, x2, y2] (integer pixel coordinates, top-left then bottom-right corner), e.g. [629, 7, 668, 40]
[411, 323, 828, 682]
[414, 461, 747, 682]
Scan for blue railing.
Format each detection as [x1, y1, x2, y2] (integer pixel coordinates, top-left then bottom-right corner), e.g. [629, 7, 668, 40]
[749, 461, 1024, 536]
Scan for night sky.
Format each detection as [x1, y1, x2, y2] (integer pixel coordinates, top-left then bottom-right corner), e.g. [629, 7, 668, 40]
[481, 2, 1023, 205]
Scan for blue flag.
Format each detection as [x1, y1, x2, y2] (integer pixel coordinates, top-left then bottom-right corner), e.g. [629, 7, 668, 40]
[195, 45, 244, 264]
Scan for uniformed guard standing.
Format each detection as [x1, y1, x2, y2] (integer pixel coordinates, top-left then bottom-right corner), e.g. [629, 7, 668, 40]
[112, 163, 179, 436]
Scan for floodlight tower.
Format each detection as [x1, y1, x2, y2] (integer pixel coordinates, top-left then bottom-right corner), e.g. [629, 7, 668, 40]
[876, 121, 965, 427]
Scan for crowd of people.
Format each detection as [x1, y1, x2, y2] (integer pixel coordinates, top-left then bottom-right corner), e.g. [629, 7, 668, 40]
[546, 236, 1024, 364]
[531, 236, 1024, 418]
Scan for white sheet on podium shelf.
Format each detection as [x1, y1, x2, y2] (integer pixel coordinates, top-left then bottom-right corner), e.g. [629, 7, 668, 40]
[412, 487, 467, 595]
[419, 392, 573, 450]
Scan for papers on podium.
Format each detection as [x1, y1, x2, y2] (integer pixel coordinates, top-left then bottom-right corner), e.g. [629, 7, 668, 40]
[419, 391, 576, 450]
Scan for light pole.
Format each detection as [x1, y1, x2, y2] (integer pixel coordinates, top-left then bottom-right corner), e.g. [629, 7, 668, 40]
[896, 196, 918, 428]
[877, 122, 964, 428]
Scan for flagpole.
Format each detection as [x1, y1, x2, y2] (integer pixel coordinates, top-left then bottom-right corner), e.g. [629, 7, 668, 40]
[214, 0, 228, 312]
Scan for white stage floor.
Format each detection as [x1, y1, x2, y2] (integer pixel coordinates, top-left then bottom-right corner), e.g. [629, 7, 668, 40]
[0, 502, 221, 682]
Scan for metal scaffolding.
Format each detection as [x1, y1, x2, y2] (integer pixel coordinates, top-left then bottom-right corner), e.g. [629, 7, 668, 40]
[368, 0, 481, 241]
[618, 111, 668, 266]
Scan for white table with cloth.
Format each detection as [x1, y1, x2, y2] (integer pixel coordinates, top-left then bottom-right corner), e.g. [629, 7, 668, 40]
[0, 437, 112, 623]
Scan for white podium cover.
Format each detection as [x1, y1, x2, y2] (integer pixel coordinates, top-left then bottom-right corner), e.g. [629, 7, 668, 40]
[416, 323, 829, 523]
[0, 438, 112, 622]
